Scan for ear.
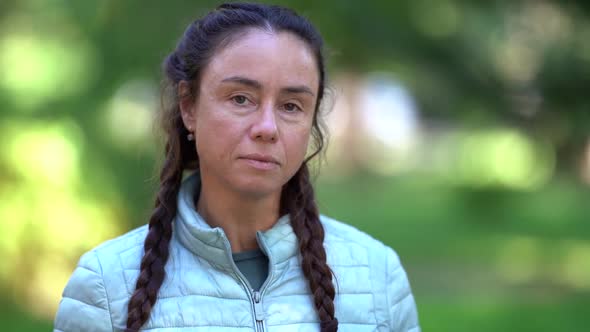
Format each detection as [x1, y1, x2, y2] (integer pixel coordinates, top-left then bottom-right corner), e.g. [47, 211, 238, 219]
[178, 80, 197, 131]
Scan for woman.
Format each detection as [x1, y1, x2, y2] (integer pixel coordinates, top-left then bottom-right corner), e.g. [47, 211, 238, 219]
[54, 3, 420, 332]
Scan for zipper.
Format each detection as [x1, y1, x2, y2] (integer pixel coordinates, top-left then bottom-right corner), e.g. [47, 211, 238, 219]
[253, 290, 265, 332]
[228, 258, 265, 331]
[220, 230, 274, 332]
[252, 231, 274, 332]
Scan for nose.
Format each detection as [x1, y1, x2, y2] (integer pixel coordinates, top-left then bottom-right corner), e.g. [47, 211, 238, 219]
[250, 101, 278, 142]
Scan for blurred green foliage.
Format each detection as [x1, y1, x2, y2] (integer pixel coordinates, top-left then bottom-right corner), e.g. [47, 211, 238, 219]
[1, 0, 589, 330]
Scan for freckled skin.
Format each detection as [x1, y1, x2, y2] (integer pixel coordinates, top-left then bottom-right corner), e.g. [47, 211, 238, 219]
[183, 29, 320, 199]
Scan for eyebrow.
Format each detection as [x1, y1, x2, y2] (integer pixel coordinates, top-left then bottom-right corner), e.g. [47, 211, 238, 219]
[221, 76, 315, 97]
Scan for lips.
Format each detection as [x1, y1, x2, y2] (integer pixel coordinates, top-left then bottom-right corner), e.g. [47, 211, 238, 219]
[239, 153, 281, 170]
[240, 153, 280, 165]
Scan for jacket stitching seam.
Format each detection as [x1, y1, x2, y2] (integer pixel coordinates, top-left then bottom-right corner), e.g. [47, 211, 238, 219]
[265, 292, 376, 297]
[113, 291, 378, 302]
[267, 256, 292, 293]
[76, 265, 100, 274]
[268, 321, 378, 326]
[390, 288, 411, 308]
[137, 324, 251, 330]
[62, 296, 109, 311]
[328, 232, 369, 248]
[321, 218, 380, 249]
[93, 250, 116, 332]
[385, 249, 392, 330]
[369, 250, 379, 326]
[119, 250, 135, 296]
[142, 294, 250, 301]
[136, 321, 380, 329]
[119, 262, 370, 272]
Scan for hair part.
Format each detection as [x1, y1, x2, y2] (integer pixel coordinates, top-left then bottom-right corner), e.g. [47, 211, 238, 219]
[127, 3, 337, 331]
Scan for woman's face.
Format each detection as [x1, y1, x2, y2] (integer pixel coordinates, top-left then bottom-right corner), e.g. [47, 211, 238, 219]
[181, 29, 319, 198]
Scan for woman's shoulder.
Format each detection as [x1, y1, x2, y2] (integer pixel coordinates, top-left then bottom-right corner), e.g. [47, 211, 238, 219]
[319, 214, 405, 268]
[90, 224, 148, 261]
[76, 224, 148, 277]
[55, 225, 149, 331]
[320, 214, 390, 251]
[319, 215, 420, 330]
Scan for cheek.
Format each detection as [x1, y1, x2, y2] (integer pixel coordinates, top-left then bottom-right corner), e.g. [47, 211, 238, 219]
[284, 126, 312, 162]
[195, 112, 243, 163]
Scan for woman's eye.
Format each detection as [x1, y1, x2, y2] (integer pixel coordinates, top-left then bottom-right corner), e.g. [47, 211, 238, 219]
[232, 95, 248, 105]
[284, 103, 301, 112]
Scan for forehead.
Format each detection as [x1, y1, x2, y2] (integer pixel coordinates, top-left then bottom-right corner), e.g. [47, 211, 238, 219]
[201, 29, 319, 91]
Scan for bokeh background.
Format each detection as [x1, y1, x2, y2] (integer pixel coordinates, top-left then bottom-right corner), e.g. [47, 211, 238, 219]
[1, 0, 589, 330]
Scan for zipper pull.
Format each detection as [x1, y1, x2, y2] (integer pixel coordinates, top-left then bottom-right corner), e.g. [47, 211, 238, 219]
[253, 291, 265, 321]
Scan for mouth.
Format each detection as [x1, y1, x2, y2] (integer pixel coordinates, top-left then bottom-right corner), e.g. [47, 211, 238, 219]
[239, 154, 281, 170]
[240, 154, 280, 165]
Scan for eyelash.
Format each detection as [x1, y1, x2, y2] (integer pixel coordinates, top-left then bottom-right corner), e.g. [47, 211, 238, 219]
[230, 95, 303, 113]
[231, 95, 251, 106]
[283, 102, 302, 113]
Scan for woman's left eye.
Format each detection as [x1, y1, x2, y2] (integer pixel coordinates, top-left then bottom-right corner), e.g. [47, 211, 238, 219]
[284, 103, 302, 112]
[232, 95, 249, 105]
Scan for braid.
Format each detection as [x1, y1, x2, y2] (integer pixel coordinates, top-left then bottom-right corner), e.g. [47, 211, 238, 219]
[283, 163, 338, 332]
[125, 116, 186, 331]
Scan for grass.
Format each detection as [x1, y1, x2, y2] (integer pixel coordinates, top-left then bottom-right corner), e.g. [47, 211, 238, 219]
[3, 173, 589, 331]
[418, 294, 590, 331]
[316, 173, 590, 331]
[0, 300, 52, 331]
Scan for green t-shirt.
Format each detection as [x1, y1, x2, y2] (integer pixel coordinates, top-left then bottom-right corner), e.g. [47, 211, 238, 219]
[232, 248, 269, 291]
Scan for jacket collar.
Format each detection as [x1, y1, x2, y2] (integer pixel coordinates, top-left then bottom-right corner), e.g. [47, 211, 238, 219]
[174, 171, 298, 271]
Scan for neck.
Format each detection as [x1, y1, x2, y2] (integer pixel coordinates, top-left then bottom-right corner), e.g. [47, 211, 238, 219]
[196, 176, 281, 253]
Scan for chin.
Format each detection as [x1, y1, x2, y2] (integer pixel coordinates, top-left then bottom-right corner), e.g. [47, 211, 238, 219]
[232, 177, 284, 198]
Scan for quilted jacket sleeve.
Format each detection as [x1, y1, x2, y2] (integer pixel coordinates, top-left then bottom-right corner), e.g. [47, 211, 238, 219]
[385, 247, 420, 332]
[54, 250, 114, 332]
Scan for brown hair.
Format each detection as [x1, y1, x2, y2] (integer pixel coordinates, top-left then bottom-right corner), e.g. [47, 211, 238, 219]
[126, 3, 337, 331]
